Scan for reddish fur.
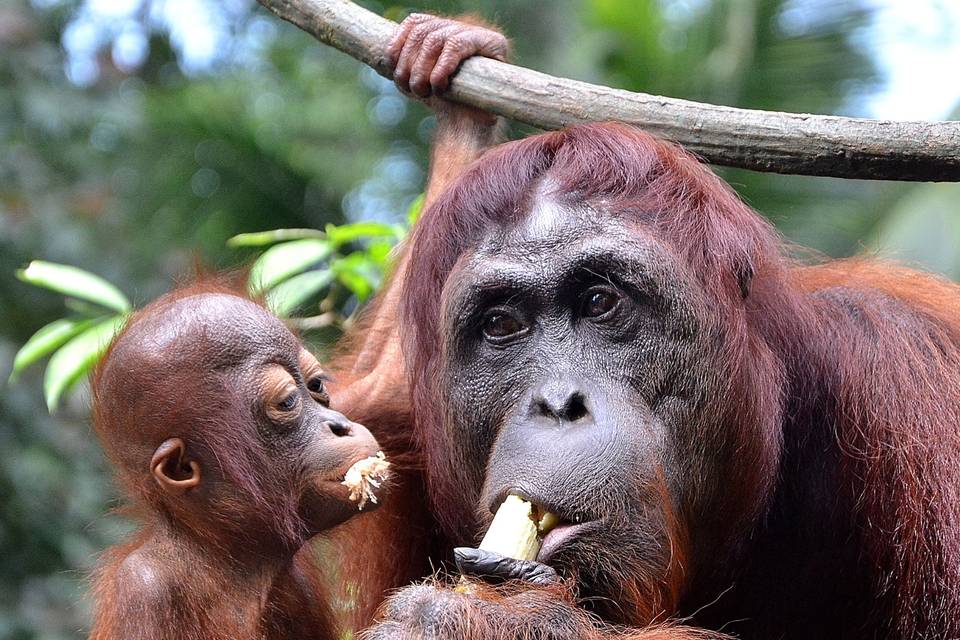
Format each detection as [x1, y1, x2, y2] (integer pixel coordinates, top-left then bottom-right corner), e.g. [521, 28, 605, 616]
[89, 281, 338, 640]
[365, 579, 724, 639]
[370, 123, 960, 637]
[321, 94, 510, 631]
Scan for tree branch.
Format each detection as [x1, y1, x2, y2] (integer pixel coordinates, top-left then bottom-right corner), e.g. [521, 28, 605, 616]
[257, 0, 960, 182]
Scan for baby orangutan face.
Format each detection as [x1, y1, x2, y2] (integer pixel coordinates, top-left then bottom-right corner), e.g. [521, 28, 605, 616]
[96, 291, 387, 548]
[246, 346, 386, 532]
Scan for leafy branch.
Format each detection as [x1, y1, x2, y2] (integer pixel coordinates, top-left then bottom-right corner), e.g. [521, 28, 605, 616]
[9, 196, 422, 412]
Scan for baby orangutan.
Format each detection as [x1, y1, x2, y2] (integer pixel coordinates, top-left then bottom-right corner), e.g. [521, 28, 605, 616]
[88, 284, 388, 640]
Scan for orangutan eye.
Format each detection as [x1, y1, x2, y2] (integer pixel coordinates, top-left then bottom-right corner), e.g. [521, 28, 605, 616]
[306, 376, 330, 406]
[277, 392, 300, 412]
[482, 310, 527, 343]
[263, 365, 302, 424]
[581, 287, 620, 319]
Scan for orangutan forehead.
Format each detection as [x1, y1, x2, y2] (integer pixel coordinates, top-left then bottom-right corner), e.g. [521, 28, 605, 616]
[468, 200, 659, 271]
[124, 293, 300, 370]
[478, 197, 633, 255]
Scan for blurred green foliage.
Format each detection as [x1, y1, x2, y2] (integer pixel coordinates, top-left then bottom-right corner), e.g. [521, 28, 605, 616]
[10, 216, 409, 413]
[1, 0, 958, 637]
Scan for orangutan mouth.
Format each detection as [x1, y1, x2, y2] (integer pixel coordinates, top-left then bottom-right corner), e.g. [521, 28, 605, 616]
[480, 493, 603, 567]
[538, 521, 585, 562]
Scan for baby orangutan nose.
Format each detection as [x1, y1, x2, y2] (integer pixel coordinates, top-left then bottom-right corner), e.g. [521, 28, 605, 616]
[325, 419, 352, 437]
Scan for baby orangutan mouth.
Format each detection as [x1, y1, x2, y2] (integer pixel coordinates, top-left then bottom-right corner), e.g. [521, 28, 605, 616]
[341, 451, 390, 510]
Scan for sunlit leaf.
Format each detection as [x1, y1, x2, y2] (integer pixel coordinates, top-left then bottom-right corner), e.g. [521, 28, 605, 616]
[226, 228, 327, 248]
[333, 252, 382, 303]
[248, 239, 332, 295]
[325, 222, 404, 246]
[266, 269, 335, 317]
[335, 270, 374, 302]
[365, 240, 396, 266]
[17, 261, 131, 313]
[43, 315, 127, 412]
[9, 317, 103, 382]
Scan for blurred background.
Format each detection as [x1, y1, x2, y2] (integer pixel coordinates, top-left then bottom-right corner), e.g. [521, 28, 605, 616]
[1, 0, 958, 637]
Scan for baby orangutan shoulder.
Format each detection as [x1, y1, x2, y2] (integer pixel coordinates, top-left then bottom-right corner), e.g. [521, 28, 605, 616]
[88, 284, 389, 640]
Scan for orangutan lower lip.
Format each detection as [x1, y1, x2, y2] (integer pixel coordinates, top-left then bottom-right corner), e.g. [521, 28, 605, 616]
[538, 521, 588, 563]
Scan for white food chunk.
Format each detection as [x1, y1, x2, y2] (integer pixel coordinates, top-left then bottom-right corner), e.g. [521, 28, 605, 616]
[341, 451, 390, 510]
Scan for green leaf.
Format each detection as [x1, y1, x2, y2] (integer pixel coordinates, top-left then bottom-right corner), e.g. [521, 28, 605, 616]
[332, 252, 382, 303]
[43, 315, 127, 412]
[325, 222, 404, 247]
[365, 240, 396, 266]
[16, 261, 131, 313]
[227, 228, 327, 248]
[64, 298, 112, 317]
[266, 269, 335, 317]
[336, 270, 374, 302]
[248, 239, 333, 295]
[406, 193, 425, 225]
[9, 317, 103, 382]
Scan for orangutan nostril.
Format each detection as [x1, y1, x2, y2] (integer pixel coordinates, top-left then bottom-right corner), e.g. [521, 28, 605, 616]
[325, 421, 351, 437]
[533, 383, 590, 423]
[564, 393, 588, 422]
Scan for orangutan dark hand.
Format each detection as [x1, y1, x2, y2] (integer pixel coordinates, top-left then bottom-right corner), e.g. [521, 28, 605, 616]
[454, 547, 559, 586]
[387, 14, 509, 98]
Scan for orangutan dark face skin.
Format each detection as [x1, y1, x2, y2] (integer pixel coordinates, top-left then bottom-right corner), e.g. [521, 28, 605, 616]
[439, 196, 769, 613]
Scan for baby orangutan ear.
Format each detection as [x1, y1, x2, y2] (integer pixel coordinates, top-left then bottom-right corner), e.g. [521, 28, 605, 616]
[151, 438, 201, 495]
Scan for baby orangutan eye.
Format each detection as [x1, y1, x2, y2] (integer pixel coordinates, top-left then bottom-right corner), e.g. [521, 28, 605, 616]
[277, 392, 299, 412]
[306, 376, 330, 406]
[263, 365, 302, 424]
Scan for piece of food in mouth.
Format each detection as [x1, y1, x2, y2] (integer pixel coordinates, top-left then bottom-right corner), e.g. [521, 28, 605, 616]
[341, 451, 390, 510]
[478, 494, 562, 561]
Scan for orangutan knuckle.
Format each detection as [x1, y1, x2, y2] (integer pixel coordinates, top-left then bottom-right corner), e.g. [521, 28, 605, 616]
[384, 585, 469, 635]
[422, 31, 443, 50]
[412, 598, 455, 634]
[408, 25, 431, 44]
[446, 35, 467, 53]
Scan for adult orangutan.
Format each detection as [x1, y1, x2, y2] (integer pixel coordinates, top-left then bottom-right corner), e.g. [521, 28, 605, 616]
[328, 14, 960, 640]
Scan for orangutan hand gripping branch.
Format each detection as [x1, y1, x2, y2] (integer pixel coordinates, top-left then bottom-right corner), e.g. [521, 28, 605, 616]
[317, 13, 960, 640]
[88, 284, 389, 640]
